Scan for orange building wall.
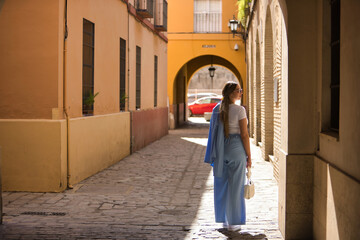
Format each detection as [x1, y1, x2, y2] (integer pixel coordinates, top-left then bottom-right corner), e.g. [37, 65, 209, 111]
[167, 0, 247, 110]
[66, 0, 127, 117]
[0, 0, 63, 119]
[0, 0, 168, 191]
[128, 16, 168, 111]
[66, 0, 167, 116]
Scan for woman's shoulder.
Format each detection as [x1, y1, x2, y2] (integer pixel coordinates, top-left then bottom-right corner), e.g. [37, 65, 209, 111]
[229, 104, 244, 111]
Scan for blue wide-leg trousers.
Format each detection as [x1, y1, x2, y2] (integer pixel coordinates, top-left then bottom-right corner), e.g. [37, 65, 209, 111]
[214, 134, 246, 225]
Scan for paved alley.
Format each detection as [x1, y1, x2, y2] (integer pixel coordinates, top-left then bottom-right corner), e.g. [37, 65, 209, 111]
[0, 120, 282, 239]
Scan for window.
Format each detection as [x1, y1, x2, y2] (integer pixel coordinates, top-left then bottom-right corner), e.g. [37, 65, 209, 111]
[194, 0, 222, 32]
[211, 98, 221, 103]
[330, 0, 340, 131]
[199, 98, 211, 104]
[120, 38, 126, 111]
[136, 46, 141, 109]
[82, 19, 95, 116]
[154, 55, 158, 107]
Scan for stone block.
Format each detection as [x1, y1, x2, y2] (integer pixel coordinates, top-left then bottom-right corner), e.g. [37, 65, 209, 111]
[313, 216, 326, 240]
[314, 157, 327, 193]
[313, 186, 327, 230]
[286, 155, 313, 184]
[286, 213, 313, 239]
[278, 149, 287, 236]
[286, 183, 313, 214]
[326, 166, 360, 240]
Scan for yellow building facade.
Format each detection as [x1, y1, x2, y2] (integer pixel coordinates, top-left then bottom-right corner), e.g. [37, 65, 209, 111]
[167, 0, 246, 127]
[0, 0, 168, 192]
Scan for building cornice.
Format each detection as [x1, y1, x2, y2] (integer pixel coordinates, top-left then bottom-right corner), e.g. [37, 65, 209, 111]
[122, 0, 168, 43]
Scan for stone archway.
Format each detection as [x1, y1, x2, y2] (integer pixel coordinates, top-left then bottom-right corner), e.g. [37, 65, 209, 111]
[261, 7, 274, 162]
[170, 54, 244, 128]
[249, 37, 255, 138]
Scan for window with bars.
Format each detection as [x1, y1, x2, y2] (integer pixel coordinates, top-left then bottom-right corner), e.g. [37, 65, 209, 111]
[154, 55, 158, 107]
[194, 0, 222, 33]
[136, 46, 141, 110]
[120, 38, 126, 111]
[82, 19, 95, 116]
[330, 0, 340, 131]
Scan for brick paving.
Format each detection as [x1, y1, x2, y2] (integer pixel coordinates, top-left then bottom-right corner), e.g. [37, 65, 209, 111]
[0, 120, 282, 239]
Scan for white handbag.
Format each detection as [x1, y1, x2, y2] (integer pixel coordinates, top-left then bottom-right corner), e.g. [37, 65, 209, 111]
[244, 167, 255, 199]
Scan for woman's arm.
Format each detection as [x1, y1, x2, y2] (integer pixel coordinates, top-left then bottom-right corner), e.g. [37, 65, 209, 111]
[239, 118, 251, 167]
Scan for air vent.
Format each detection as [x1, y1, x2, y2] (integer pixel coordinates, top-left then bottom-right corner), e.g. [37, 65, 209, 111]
[21, 211, 66, 216]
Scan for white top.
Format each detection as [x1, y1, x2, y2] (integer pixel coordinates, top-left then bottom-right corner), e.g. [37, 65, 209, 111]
[228, 104, 247, 134]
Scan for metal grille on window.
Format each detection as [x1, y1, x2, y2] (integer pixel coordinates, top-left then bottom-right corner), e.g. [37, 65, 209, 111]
[136, 0, 154, 18]
[194, 0, 222, 33]
[330, 0, 340, 131]
[154, 55, 158, 107]
[136, 46, 141, 110]
[120, 38, 126, 111]
[82, 19, 95, 116]
[155, 0, 167, 31]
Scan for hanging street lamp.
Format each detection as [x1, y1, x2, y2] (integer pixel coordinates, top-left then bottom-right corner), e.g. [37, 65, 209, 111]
[208, 65, 216, 79]
[208, 60, 216, 90]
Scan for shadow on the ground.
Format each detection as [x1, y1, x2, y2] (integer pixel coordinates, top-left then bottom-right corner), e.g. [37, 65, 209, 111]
[1, 120, 280, 239]
[1, 119, 214, 239]
[218, 228, 268, 239]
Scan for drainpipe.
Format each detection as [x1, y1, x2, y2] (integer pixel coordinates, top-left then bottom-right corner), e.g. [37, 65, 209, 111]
[126, 0, 133, 154]
[63, 0, 73, 189]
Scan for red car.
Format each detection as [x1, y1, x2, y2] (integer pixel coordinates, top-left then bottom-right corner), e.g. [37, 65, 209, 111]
[188, 96, 222, 116]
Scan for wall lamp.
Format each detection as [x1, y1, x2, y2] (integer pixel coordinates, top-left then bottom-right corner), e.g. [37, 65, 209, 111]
[228, 15, 246, 40]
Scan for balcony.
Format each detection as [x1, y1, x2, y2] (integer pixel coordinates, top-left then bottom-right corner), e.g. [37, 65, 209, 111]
[154, 0, 167, 31]
[135, 0, 154, 18]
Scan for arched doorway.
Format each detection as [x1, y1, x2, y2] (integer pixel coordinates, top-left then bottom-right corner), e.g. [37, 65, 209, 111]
[170, 55, 245, 128]
[254, 33, 261, 145]
[261, 7, 274, 162]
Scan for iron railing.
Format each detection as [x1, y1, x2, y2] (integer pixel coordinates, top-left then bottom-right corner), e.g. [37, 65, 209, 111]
[155, 0, 167, 31]
[135, 0, 154, 18]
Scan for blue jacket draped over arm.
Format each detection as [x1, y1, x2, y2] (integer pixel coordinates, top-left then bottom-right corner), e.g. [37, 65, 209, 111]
[204, 103, 225, 178]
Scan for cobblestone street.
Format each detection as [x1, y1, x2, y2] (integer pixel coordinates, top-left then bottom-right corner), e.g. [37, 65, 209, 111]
[1, 120, 282, 239]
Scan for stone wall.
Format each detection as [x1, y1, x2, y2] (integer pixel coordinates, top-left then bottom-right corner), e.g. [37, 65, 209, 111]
[247, 0, 360, 239]
[247, 1, 283, 181]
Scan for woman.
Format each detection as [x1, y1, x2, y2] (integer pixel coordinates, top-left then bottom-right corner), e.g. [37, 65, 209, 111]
[204, 81, 251, 231]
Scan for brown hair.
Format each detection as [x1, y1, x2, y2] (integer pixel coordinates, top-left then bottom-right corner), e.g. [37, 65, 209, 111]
[220, 81, 239, 138]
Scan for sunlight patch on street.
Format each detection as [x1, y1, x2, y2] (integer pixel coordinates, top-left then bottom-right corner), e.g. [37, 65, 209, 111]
[181, 137, 208, 146]
[188, 117, 210, 124]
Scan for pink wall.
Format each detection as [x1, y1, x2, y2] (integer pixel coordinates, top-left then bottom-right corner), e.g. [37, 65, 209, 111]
[131, 107, 168, 152]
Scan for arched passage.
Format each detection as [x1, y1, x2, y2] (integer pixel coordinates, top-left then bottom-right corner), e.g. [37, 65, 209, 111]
[170, 54, 245, 128]
[261, 7, 274, 161]
[254, 33, 261, 145]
